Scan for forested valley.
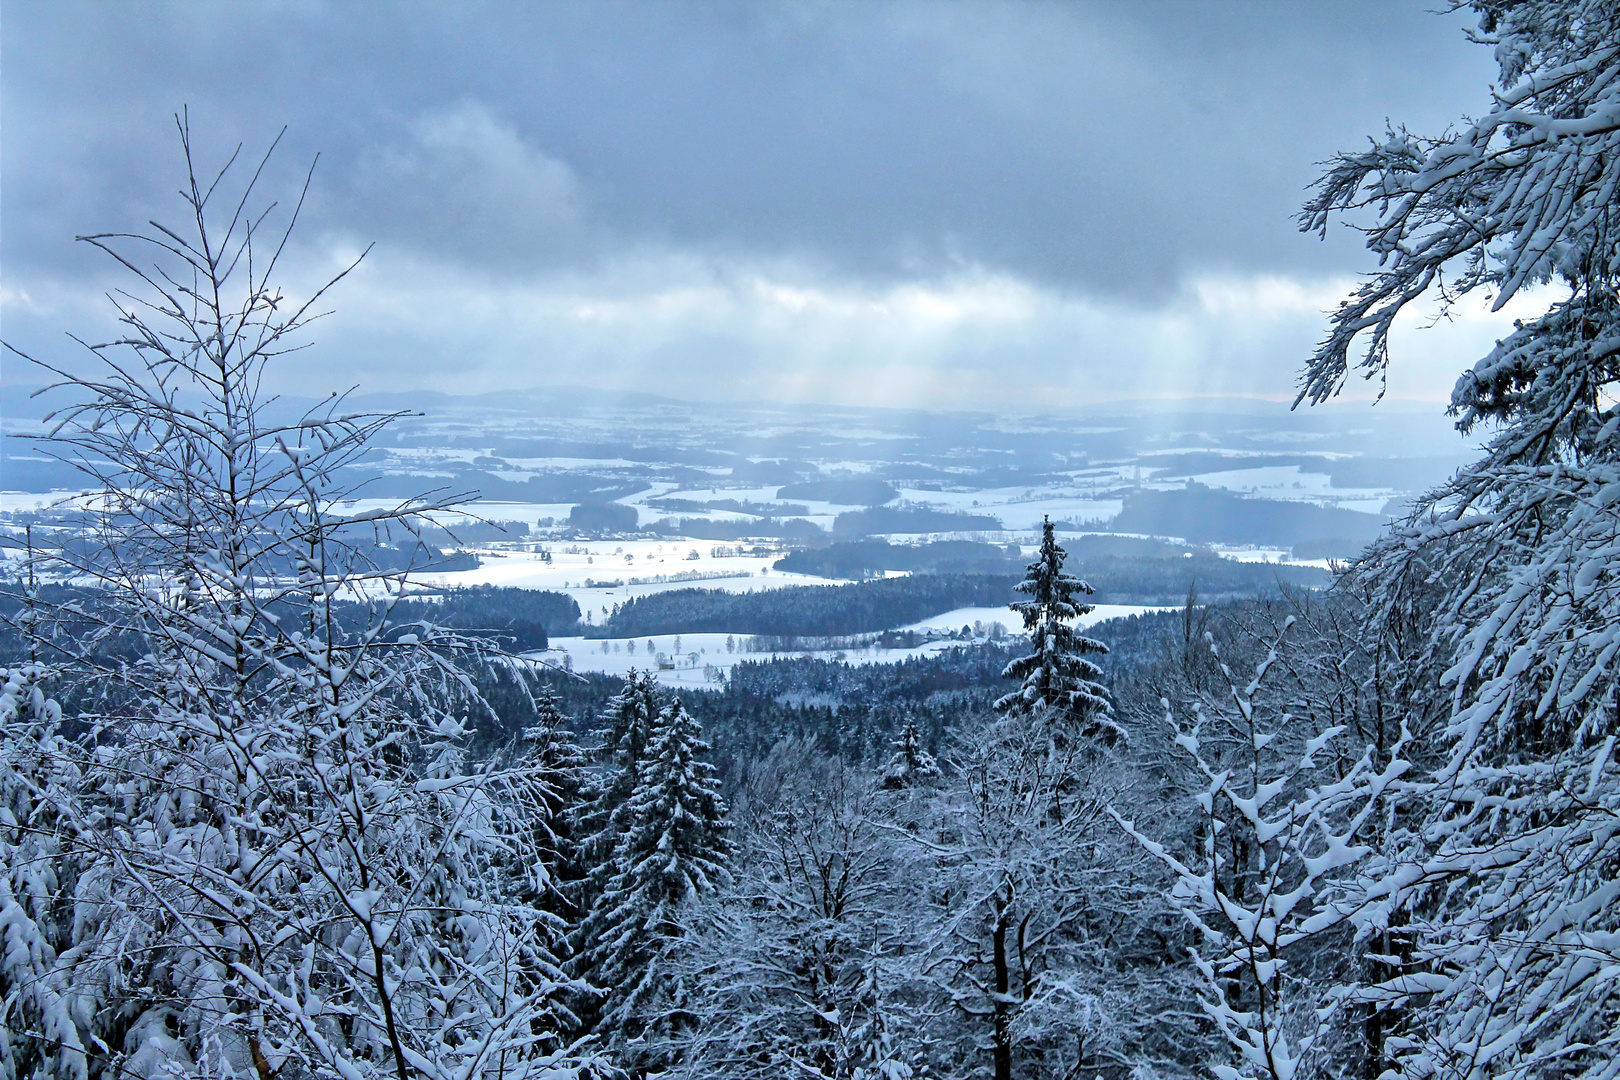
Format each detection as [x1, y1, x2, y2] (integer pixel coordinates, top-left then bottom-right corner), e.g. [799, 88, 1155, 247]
[4, 4, 1620, 1079]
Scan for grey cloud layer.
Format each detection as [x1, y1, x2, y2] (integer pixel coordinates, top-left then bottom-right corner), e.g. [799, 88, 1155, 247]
[2, 1, 1504, 406]
[6, 1, 1493, 289]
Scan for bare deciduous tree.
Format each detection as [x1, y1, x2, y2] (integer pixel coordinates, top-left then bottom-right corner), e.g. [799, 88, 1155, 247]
[1, 114, 598, 1080]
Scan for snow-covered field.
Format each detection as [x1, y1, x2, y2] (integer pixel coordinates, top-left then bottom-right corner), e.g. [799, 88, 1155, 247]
[1150, 465, 1394, 515]
[538, 602, 1175, 688]
[5, 394, 1455, 597]
[893, 486, 1122, 530]
[411, 541, 848, 623]
[537, 632, 956, 689]
[334, 498, 582, 528]
[0, 490, 88, 512]
[896, 603, 1167, 636]
[1208, 545, 1337, 570]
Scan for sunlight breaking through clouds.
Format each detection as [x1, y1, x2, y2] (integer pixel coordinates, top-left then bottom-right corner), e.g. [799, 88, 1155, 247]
[260, 248, 1543, 412]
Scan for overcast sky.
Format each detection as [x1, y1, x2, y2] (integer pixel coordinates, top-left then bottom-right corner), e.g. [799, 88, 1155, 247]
[2, 1, 1533, 413]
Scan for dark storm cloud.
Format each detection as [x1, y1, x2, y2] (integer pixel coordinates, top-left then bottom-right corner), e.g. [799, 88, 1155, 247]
[4, 1, 1522, 411]
[4, 1, 1493, 297]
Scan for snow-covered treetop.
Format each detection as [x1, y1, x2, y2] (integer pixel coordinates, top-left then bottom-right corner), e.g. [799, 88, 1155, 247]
[1010, 516, 1094, 625]
[997, 517, 1111, 733]
[880, 718, 940, 789]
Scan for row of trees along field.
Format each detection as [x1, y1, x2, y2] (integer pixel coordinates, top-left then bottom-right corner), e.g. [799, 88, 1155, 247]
[5, 4, 1620, 1076]
[773, 537, 1330, 601]
[595, 574, 1017, 638]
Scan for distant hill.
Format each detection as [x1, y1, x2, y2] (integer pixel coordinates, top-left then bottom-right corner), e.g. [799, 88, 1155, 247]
[1110, 485, 1386, 551]
[777, 539, 1025, 578]
[778, 535, 1328, 602]
[570, 502, 640, 533]
[600, 574, 1016, 638]
[1142, 452, 1469, 493]
[387, 586, 582, 651]
[777, 478, 898, 505]
[832, 505, 1002, 537]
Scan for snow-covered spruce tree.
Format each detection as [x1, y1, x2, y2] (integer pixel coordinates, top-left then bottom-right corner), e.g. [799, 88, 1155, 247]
[579, 697, 731, 1044]
[879, 718, 941, 789]
[997, 517, 1114, 740]
[1298, 4, 1620, 1076]
[0, 665, 88, 1080]
[515, 687, 592, 911]
[3, 117, 590, 1079]
[571, 670, 661, 921]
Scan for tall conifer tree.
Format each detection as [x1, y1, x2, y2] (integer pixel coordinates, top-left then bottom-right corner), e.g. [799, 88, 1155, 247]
[996, 518, 1112, 737]
[568, 669, 662, 1030]
[515, 687, 590, 914]
[880, 718, 941, 789]
[580, 697, 732, 1035]
[573, 670, 660, 886]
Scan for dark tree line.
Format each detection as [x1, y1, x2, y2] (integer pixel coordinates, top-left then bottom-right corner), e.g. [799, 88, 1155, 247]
[599, 573, 1019, 638]
[777, 535, 1330, 601]
[775, 538, 1028, 578]
[383, 584, 581, 651]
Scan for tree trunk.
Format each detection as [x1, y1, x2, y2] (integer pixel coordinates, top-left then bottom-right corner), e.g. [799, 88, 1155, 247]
[993, 911, 1012, 1080]
[1363, 921, 1411, 1079]
[1362, 1000, 1384, 1080]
